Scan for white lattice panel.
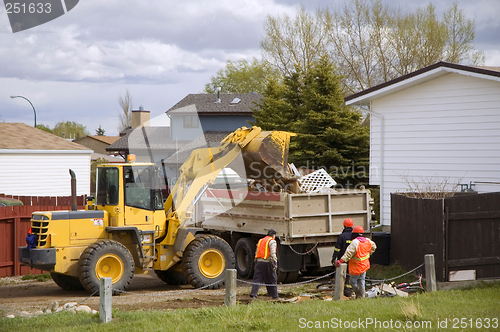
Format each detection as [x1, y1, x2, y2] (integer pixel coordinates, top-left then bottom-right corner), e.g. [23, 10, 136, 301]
[299, 168, 337, 193]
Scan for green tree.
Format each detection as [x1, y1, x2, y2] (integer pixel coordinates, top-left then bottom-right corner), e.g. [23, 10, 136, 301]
[52, 121, 89, 139]
[204, 58, 279, 94]
[95, 125, 105, 136]
[261, 0, 484, 94]
[443, 1, 485, 64]
[261, 6, 330, 76]
[253, 57, 369, 186]
[35, 124, 53, 133]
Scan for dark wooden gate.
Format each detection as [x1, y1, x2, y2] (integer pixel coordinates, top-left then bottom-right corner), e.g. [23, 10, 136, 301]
[391, 192, 500, 282]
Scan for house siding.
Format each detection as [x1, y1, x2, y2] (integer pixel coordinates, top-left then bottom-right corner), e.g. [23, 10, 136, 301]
[200, 115, 254, 132]
[170, 115, 254, 141]
[369, 73, 500, 227]
[0, 151, 91, 196]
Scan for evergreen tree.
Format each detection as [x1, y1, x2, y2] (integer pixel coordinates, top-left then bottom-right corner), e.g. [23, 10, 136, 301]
[95, 125, 105, 136]
[253, 57, 369, 186]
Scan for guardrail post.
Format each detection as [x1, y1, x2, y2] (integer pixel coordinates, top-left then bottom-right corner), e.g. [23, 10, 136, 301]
[100, 277, 112, 323]
[334, 263, 347, 301]
[225, 269, 237, 306]
[425, 254, 437, 292]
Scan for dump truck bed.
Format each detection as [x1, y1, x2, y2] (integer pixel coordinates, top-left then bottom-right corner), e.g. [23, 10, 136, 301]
[201, 189, 371, 244]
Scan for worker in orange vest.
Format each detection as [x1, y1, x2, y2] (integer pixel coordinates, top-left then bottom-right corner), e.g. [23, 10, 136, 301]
[250, 229, 279, 300]
[335, 225, 376, 298]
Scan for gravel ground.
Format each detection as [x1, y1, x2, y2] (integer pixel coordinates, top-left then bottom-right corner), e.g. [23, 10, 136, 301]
[0, 273, 316, 317]
[0, 274, 261, 317]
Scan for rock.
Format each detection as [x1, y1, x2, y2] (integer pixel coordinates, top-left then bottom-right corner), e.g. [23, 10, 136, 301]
[43, 308, 51, 314]
[34, 310, 44, 316]
[19, 311, 31, 317]
[75, 305, 92, 314]
[68, 307, 76, 314]
[6, 314, 15, 318]
[49, 301, 59, 312]
[55, 307, 64, 313]
[91, 309, 98, 315]
[63, 302, 78, 310]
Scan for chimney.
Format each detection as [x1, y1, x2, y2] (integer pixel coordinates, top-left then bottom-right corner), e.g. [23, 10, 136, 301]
[215, 87, 221, 103]
[132, 105, 150, 128]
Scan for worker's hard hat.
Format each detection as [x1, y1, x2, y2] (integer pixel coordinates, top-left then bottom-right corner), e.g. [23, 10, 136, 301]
[343, 218, 353, 227]
[353, 225, 364, 234]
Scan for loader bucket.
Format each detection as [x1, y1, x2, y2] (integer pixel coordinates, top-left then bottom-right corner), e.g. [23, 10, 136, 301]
[240, 130, 296, 181]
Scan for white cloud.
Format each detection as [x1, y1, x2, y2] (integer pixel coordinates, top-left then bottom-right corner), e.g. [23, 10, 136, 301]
[0, 0, 498, 138]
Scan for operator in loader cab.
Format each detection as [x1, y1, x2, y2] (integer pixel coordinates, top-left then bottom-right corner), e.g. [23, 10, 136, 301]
[250, 229, 279, 300]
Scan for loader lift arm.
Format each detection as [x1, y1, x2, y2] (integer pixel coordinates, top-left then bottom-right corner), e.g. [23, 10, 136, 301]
[162, 126, 296, 246]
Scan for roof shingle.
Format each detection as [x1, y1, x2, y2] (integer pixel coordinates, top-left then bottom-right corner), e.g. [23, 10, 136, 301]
[166, 93, 262, 115]
[0, 123, 90, 150]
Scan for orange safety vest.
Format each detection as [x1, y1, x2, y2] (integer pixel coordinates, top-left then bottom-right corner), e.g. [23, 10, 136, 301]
[255, 236, 273, 259]
[349, 238, 372, 275]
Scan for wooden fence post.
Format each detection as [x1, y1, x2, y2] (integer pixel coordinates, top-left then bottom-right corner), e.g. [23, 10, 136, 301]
[100, 277, 112, 323]
[425, 254, 437, 292]
[334, 263, 347, 301]
[225, 269, 237, 306]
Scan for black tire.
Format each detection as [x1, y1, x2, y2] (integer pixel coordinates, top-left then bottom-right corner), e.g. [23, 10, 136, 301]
[50, 272, 85, 291]
[283, 271, 299, 283]
[78, 240, 135, 295]
[154, 263, 188, 285]
[234, 237, 257, 279]
[277, 271, 299, 284]
[182, 235, 235, 289]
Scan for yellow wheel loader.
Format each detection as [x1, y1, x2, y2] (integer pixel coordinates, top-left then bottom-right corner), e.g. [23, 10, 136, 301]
[18, 126, 295, 294]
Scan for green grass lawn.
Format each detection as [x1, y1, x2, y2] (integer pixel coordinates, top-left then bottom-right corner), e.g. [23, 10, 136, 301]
[1, 282, 498, 332]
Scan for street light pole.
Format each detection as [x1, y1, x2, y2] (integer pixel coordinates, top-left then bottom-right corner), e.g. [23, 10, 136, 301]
[10, 95, 36, 127]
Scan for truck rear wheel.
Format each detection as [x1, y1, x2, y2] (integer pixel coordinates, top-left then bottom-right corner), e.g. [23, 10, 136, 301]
[154, 263, 187, 285]
[277, 271, 299, 284]
[182, 235, 235, 289]
[78, 240, 135, 295]
[50, 272, 85, 291]
[234, 237, 257, 279]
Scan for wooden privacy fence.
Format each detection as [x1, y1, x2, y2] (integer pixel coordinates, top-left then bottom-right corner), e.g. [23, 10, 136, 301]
[0, 194, 85, 277]
[391, 192, 500, 282]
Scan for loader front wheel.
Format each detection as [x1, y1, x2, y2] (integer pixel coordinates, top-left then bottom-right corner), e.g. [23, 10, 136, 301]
[78, 240, 135, 295]
[182, 235, 235, 289]
[50, 272, 85, 291]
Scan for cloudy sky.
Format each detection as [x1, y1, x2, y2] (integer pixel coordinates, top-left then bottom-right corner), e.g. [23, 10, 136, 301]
[1, 0, 498, 136]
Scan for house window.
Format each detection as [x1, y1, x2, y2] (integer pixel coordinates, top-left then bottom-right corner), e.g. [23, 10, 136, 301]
[183, 115, 199, 128]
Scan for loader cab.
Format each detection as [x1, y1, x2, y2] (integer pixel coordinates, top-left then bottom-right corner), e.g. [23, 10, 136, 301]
[96, 163, 166, 229]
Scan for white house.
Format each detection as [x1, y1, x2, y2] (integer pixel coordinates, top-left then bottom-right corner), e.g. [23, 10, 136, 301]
[345, 62, 500, 230]
[0, 123, 93, 196]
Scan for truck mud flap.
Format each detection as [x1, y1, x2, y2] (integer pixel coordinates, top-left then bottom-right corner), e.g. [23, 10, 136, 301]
[277, 244, 303, 272]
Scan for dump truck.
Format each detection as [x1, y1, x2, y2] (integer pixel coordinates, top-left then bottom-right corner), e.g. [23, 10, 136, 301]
[197, 186, 371, 283]
[18, 126, 299, 294]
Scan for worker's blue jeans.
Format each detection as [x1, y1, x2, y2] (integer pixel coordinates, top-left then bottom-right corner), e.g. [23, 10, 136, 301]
[350, 272, 366, 298]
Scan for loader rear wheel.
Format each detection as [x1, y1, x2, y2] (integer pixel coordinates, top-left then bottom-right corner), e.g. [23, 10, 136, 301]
[182, 235, 235, 289]
[234, 237, 257, 279]
[50, 272, 85, 291]
[78, 240, 134, 295]
[154, 263, 187, 285]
